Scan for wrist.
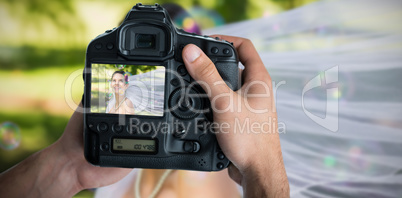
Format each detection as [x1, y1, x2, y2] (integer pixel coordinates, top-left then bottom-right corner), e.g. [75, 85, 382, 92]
[241, 163, 289, 198]
[34, 141, 82, 197]
[240, 138, 289, 198]
[0, 141, 82, 197]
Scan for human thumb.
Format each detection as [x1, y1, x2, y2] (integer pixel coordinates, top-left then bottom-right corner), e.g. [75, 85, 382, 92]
[182, 44, 231, 100]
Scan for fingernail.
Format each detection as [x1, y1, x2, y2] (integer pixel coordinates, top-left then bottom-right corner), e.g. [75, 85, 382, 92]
[184, 45, 201, 63]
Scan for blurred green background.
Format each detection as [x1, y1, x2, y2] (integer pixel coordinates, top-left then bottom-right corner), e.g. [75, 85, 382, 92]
[0, 0, 316, 197]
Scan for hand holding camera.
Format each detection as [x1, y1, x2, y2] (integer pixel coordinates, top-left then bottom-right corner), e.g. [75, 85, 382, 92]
[182, 36, 288, 194]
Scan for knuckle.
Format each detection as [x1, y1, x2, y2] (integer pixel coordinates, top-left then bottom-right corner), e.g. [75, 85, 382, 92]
[243, 38, 253, 45]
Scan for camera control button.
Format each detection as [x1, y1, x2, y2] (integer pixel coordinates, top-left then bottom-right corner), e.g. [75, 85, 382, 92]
[101, 142, 109, 151]
[193, 142, 200, 153]
[105, 29, 112, 33]
[216, 162, 224, 170]
[173, 123, 186, 138]
[177, 65, 187, 76]
[170, 78, 180, 87]
[173, 130, 186, 138]
[211, 47, 219, 54]
[88, 122, 95, 129]
[112, 123, 124, 133]
[97, 122, 108, 132]
[217, 152, 225, 160]
[183, 141, 200, 153]
[183, 141, 193, 152]
[223, 48, 230, 55]
[169, 88, 202, 120]
[95, 43, 102, 50]
[106, 43, 114, 50]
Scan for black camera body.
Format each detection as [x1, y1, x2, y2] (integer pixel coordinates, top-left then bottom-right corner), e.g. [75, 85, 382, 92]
[83, 3, 239, 171]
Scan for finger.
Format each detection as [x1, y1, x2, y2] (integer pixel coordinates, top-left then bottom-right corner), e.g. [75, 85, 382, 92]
[210, 35, 271, 85]
[182, 44, 232, 99]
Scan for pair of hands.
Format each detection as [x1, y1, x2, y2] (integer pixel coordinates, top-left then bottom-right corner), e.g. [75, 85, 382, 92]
[55, 35, 288, 197]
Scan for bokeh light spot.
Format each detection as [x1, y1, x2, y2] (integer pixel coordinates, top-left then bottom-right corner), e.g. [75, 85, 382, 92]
[106, 93, 113, 100]
[332, 89, 342, 99]
[124, 71, 132, 76]
[183, 17, 196, 30]
[324, 155, 336, 167]
[263, 11, 271, 18]
[187, 7, 224, 29]
[0, 122, 21, 150]
[273, 23, 280, 31]
[349, 146, 361, 156]
[115, 64, 126, 70]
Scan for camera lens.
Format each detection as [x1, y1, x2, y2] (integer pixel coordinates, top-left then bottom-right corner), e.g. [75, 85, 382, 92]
[136, 34, 155, 49]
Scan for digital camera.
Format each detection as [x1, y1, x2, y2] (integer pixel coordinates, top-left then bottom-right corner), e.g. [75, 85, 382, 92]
[83, 3, 239, 171]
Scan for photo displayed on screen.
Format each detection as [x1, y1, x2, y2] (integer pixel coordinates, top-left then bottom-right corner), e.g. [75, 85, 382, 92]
[91, 63, 165, 116]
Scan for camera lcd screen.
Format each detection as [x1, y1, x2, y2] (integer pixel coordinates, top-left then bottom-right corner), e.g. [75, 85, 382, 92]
[113, 138, 156, 152]
[90, 63, 165, 116]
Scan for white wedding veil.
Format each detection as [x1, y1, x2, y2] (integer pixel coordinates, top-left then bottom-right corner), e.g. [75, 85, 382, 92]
[205, 0, 402, 197]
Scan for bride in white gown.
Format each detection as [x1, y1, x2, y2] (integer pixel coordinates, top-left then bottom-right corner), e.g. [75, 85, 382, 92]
[97, 0, 402, 197]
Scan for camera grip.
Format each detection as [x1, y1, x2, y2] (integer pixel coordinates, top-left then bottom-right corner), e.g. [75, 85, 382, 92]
[215, 61, 240, 91]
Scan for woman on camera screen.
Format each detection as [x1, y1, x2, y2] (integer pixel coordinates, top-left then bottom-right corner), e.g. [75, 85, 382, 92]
[106, 71, 135, 114]
[104, 67, 165, 116]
